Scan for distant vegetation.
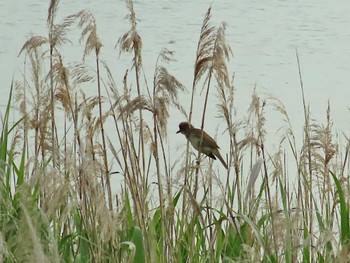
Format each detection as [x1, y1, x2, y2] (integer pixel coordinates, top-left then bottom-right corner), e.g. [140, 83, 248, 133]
[0, 0, 349, 262]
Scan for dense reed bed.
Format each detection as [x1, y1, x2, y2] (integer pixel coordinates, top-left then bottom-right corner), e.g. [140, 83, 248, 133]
[1, 0, 349, 262]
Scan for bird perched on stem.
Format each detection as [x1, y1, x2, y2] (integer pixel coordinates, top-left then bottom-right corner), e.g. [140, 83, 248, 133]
[176, 122, 228, 169]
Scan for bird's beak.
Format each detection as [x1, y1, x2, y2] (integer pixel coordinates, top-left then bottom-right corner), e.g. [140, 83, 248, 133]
[176, 130, 181, 134]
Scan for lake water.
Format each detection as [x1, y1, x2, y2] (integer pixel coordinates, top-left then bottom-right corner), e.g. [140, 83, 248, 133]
[1, 0, 350, 175]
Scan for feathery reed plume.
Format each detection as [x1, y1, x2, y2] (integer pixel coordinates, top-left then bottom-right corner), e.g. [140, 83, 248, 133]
[18, 0, 71, 170]
[153, 65, 186, 136]
[66, 9, 112, 209]
[47, 0, 59, 27]
[193, 7, 216, 88]
[180, 6, 215, 237]
[17, 47, 55, 176]
[18, 36, 49, 56]
[106, 74, 146, 233]
[152, 46, 186, 260]
[117, 0, 146, 184]
[213, 29, 236, 205]
[199, 20, 232, 127]
[48, 0, 61, 169]
[177, 7, 235, 260]
[117, 0, 142, 69]
[65, 10, 102, 59]
[194, 21, 232, 238]
[197, 12, 232, 177]
[309, 102, 337, 219]
[246, 89, 278, 254]
[18, 0, 70, 171]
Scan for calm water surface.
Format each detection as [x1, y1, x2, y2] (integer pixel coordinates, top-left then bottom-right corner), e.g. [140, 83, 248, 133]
[1, 0, 350, 175]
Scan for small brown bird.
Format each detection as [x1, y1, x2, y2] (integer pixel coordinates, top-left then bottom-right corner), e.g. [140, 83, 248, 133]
[176, 122, 228, 169]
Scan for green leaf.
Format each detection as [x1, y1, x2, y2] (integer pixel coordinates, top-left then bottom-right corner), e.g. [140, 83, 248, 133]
[131, 226, 145, 263]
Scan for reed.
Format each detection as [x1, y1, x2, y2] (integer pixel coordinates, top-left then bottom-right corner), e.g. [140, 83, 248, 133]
[1, 0, 349, 262]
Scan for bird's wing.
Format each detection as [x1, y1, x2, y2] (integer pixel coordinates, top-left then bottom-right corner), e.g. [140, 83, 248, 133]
[193, 129, 219, 148]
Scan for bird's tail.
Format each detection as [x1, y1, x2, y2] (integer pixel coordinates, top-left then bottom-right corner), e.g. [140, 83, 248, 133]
[214, 149, 228, 169]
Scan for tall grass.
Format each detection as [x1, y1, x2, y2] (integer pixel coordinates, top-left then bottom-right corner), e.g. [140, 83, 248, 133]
[1, 0, 349, 262]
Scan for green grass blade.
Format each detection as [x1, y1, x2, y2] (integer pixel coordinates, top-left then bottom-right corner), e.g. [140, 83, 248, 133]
[330, 171, 350, 243]
[302, 220, 310, 263]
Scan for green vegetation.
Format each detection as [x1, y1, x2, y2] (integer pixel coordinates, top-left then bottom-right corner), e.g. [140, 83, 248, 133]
[1, 0, 349, 262]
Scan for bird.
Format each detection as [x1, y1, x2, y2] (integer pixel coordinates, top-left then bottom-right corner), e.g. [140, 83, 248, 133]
[176, 121, 228, 169]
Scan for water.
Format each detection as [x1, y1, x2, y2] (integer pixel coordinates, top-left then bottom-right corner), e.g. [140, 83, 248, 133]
[1, 0, 350, 174]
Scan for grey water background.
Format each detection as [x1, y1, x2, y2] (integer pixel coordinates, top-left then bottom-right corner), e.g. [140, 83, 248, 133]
[1, 0, 350, 184]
